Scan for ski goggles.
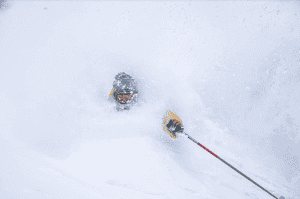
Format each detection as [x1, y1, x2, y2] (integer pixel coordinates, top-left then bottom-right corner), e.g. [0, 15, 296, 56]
[116, 94, 134, 104]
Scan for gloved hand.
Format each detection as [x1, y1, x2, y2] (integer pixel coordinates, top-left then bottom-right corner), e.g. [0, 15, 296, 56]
[166, 119, 183, 139]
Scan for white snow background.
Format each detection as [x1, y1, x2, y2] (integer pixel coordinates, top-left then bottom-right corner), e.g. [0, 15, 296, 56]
[0, 1, 299, 199]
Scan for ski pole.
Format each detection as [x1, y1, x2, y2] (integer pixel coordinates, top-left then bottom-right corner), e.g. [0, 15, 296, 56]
[183, 132, 285, 199]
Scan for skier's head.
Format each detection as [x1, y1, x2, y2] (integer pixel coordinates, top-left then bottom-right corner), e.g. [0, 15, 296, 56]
[113, 72, 138, 104]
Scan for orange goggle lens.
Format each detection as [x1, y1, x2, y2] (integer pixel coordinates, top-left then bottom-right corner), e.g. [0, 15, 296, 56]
[117, 94, 133, 104]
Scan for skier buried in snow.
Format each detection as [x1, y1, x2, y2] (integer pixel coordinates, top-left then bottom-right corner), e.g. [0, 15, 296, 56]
[109, 72, 139, 111]
[109, 72, 183, 139]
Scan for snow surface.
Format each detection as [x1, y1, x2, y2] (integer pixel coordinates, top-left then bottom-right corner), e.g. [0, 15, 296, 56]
[0, 1, 299, 199]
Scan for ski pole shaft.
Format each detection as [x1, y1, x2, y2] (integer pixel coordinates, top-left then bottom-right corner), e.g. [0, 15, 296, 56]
[185, 133, 279, 199]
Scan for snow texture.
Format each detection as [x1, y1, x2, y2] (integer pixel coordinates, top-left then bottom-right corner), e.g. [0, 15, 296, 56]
[0, 1, 299, 199]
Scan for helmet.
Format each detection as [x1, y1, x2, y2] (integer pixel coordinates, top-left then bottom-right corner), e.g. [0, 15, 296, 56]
[113, 72, 138, 104]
